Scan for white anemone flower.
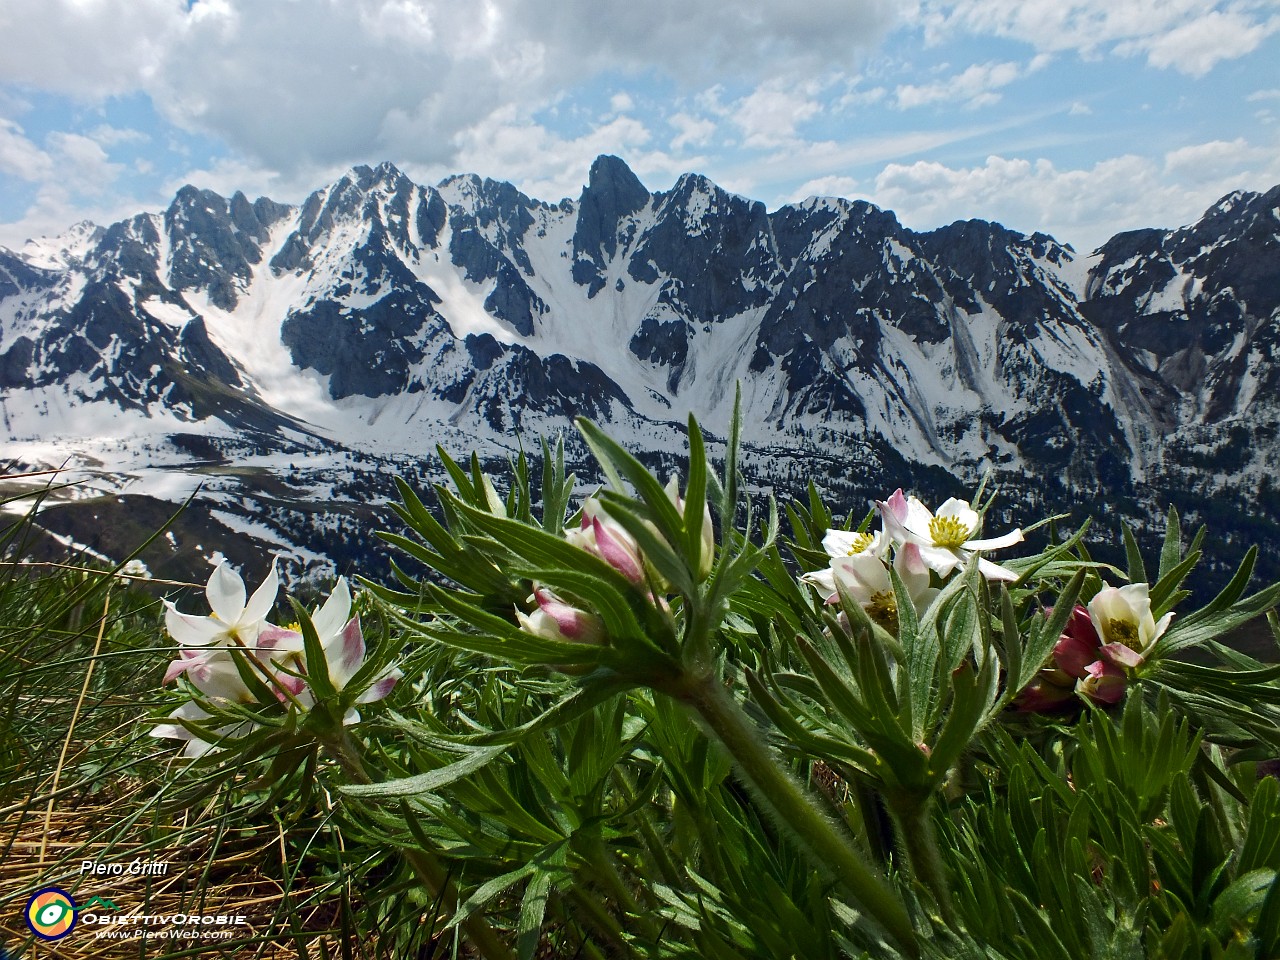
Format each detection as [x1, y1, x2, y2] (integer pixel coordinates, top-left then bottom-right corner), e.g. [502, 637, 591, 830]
[257, 578, 403, 722]
[803, 543, 939, 632]
[821, 527, 889, 561]
[1087, 583, 1172, 666]
[150, 702, 256, 759]
[163, 559, 280, 652]
[879, 490, 1023, 581]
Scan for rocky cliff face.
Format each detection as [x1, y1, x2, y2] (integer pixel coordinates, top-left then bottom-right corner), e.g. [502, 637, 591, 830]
[1, 156, 1276, 586]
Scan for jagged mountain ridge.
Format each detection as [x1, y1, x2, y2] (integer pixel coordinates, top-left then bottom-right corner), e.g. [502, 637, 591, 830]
[1, 157, 1277, 586]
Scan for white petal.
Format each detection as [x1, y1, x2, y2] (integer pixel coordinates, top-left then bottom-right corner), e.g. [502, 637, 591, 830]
[206, 562, 247, 624]
[935, 499, 979, 530]
[164, 602, 225, 647]
[832, 555, 889, 603]
[916, 544, 962, 577]
[965, 528, 1024, 551]
[311, 577, 352, 641]
[822, 529, 860, 558]
[800, 567, 838, 596]
[241, 560, 280, 625]
[187, 656, 254, 701]
[900, 497, 937, 539]
[977, 557, 1020, 582]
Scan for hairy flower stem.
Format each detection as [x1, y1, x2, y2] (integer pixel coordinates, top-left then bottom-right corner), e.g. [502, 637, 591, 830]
[888, 793, 955, 927]
[581, 836, 662, 942]
[568, 887, 633, 958]
[323, 730, 516, 960]
[671, 673, 920, 957]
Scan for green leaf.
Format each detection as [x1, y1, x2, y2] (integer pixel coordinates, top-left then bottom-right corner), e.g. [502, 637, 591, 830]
[517, 869, 556, 960]
[341, 744, 509, 798]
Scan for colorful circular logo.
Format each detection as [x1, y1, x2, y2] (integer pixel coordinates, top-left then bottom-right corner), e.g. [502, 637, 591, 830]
[25, 887, 77, 940]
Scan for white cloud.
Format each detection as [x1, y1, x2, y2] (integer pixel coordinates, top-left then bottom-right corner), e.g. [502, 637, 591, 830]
[1162, 138, 1271, 183]
[88, 124, 150, 147]
[867, 140, 1280, 252]
[668, 112, 717, 151]
[915, 0, 1278, 76]
[894, 60, 1023, 109]
[730, 80, 824, 147]
[0, 0, 898, 183]
[1248, 89, 1280, 101]
[46, 133, 124, 195]
[788, 175, 861, 202]
[0, 118, 53, 180]
[440, 106, 691, 202]
[0, 0, 183, 97]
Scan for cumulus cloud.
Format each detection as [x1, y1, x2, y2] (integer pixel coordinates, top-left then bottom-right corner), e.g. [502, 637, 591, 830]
[0, 0, 898, 180]
[668, 112, 718, 152]
[915, 0, 1279, 75]
[0, 0, 182, 97]
[439, 106, 691, 202]
[867, 140, 1280, 252]
[730, 80, 824, 148]
[0, 118, 53, 180]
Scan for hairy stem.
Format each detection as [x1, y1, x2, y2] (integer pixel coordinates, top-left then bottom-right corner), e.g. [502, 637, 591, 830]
[671, 673, 920, 957]
[324, 730, 517, 960]
[888, 792, 955, 927]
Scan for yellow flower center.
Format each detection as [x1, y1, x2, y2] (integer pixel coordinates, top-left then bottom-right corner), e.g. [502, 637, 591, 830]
[846, 532, 875, 556]
[866, 591, 899, 633]
[928, 515, 971, 549]
[1108, 618, 1139, 645]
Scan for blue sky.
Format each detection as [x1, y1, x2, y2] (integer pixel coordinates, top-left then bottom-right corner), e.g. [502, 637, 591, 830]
[1, 0, 1277, 253]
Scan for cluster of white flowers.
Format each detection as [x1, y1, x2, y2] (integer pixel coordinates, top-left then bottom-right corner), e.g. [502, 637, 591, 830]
[801, 489, 1024, 632]
[152, 561, 400, 757]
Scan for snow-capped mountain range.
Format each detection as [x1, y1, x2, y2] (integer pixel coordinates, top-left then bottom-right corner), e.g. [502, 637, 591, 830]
[1, 156, 1277, 587]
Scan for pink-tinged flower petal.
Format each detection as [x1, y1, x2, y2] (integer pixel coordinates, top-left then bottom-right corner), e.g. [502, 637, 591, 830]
[256, 625, 304, 655]
[1016, 676, 1077, 712]
[882, 489, 910, 524]
[1078, 660, 1127, 705]
[311, 577, 351, 641]
[592, 516, 644, 583]
[163, 652, 205, 685]
[241, 560, 280, 624]
[965, 528, 1025, 551]
[1053, 606, 1100, 678]
[331, 617, 366, 687]
[1053, 633, 1095, 678]
[206, 562, 247, 625]
[273, 672, 309, 701]
[1100, 643, 1145, 669]
[356, 667, 403, 704]
[895, 541, 930, 580]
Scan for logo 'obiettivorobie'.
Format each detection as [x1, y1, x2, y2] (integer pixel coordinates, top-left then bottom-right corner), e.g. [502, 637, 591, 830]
[25, 887, 77, 940]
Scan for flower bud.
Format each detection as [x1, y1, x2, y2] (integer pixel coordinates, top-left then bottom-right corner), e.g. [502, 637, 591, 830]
[565, 500, 646, 583]
[1077, 660, 1127, 705]
[516, 589, 606, 646]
